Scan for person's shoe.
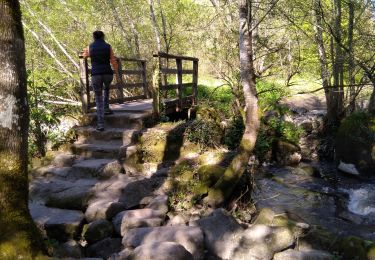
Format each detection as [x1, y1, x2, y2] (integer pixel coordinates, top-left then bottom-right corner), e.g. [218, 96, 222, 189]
[96, 127, 105, 132]
[105, 109, 114, 115]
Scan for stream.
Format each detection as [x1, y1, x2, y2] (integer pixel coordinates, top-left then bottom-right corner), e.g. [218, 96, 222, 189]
[253, 162, 375, 240]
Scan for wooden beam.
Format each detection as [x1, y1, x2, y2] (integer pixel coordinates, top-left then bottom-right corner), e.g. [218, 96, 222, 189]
[161, 83, 193, 91]
[118, 57, 147, 62]
[89, 95, 146, 107]
[160, 68, 195, 74]
[176, 58, 183, 111]
[192, 60, 198, 106]
[153, 52, 199, 61]
[141, 61, 149, 98]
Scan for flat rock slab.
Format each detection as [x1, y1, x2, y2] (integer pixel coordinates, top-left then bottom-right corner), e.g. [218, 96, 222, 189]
[112, 208, 165, 235]
[72, 159, 114, 177]
[273, 249, 332, 260]
[118, 176, 166, 209]
[52, 153, 77, 167]
[191, 208, 244, 260]
[85, 199, 127, 222]
[29, 203, 84, 242]
[30, 178, 97, 210]
[122, 226, 204, 260]
[129, 242, 193, 260]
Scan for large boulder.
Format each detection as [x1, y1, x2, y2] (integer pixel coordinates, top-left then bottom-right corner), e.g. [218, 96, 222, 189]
[86, 237, 123, 259]
[336, 112, 375, 175]
[122, 226, 204, 260]
[275, 140, 301, 166]
[129, 242, 193, 260]
[53, 240, 83, 258]
[191, 208, 244, 259]
[29, 203, 84, 242]
[118, 176, 166, 209]
[112, 208, 165, 236]
[85, 200, 127, 222]
[82, 219, 114, 244]
[273, 249, 332, 260]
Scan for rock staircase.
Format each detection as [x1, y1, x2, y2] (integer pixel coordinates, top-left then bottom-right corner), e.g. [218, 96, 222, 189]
[29, 107, 206, 259]
[29, 106, 334, 260]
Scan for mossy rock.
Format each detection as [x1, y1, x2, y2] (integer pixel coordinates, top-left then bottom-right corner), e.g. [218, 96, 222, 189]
[253, 208, 276, 225]
[367, 243, 375, 260]
[336, 112, 375, 175]
[197, 165, 225, 187]
[198, 150, 226, 165]
[338, 236, 367, 260]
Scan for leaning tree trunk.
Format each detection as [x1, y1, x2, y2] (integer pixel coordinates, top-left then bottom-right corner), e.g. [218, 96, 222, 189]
[0, 1, 44, 257]
[205, 0, 260, 207]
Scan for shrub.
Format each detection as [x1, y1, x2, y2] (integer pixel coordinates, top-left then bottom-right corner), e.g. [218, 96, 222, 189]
[185, 119, 223, 150]
[224, 116, 245, 150]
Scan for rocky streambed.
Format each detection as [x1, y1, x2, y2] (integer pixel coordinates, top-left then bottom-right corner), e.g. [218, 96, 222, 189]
[254, 163, 375, 241]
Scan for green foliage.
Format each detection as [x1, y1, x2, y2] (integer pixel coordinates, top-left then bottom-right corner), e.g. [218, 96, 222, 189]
[255, 107, 304, 161]
[257, 80, 289, 111]
[224, 116, 245, 150]
[337, 112, 375, 146]
[185, 119, 223, 150]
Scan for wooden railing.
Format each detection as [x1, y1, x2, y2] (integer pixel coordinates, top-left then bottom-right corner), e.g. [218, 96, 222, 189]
[153, 52, 199, 116]
[79, 56, 149, 113]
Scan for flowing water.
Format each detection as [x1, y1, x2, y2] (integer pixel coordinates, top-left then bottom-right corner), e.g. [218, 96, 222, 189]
[253, 162, 375, 240]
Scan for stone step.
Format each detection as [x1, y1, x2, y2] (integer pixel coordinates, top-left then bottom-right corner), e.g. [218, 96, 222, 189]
[29, 203, 85, 242]
[72, 159, 115, 177]
[82, 111, 152, 129]
[71, 141, 122, 159]
[75, 126, 140, 145]
[30, 178, 97, 210]
[122, 226, 204, 260]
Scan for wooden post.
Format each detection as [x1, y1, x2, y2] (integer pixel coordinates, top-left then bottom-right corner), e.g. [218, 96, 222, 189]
[79, 55, 90, 113]
[117, 58, 125, 103]
[141, 61, 148, 98]
[152, 66, 160, 118]
[192, 60, 198, 106]
[176, 58, 183, 112]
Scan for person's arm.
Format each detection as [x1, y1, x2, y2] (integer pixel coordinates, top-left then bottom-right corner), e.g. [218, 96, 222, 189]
[82, 46, 90, 58]
[110, 46, 120, 81]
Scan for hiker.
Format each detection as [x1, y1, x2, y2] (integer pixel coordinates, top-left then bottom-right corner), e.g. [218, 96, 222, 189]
[83, 30, 119, 131]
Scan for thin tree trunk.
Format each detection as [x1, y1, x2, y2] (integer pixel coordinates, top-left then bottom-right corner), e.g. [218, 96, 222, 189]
[23, 0, 79, 69]
[157, 0, 169, 53]
[312, 0, 335, 125]
[0, 0, 44, 257]
[23, 22, 74, 78]
[205, 0, 259, 207]
[347, 0, 355, 113]
[121, 0, 141, 57]
[333, 0, 344, 116]
[148, 0, 162, 52]
[106, 0, 134, 55]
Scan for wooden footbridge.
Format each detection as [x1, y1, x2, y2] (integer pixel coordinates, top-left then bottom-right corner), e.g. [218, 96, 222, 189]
[79, 52, 199, 116]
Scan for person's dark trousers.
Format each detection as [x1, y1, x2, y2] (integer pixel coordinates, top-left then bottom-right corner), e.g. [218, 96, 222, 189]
[92, 74, 113, 128]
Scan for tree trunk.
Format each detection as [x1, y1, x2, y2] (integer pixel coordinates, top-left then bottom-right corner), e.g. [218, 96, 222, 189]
[107, 0, 134, 55]
[148, 0, 162, 52]
[121, 1, 141, 57]
[347, 0, 355, 113]
[333, 0, 344, 117]
[0, 0, 44, 257]
[205, 0, 259, 207]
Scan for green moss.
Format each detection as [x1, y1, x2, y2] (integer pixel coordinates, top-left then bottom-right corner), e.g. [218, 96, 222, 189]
[253, 208, 276, 225]
[336, 112, 375, 174]
[197, 165, 225, 187]
[338, 236, 367, 260]
[367, 243, 375, 260]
